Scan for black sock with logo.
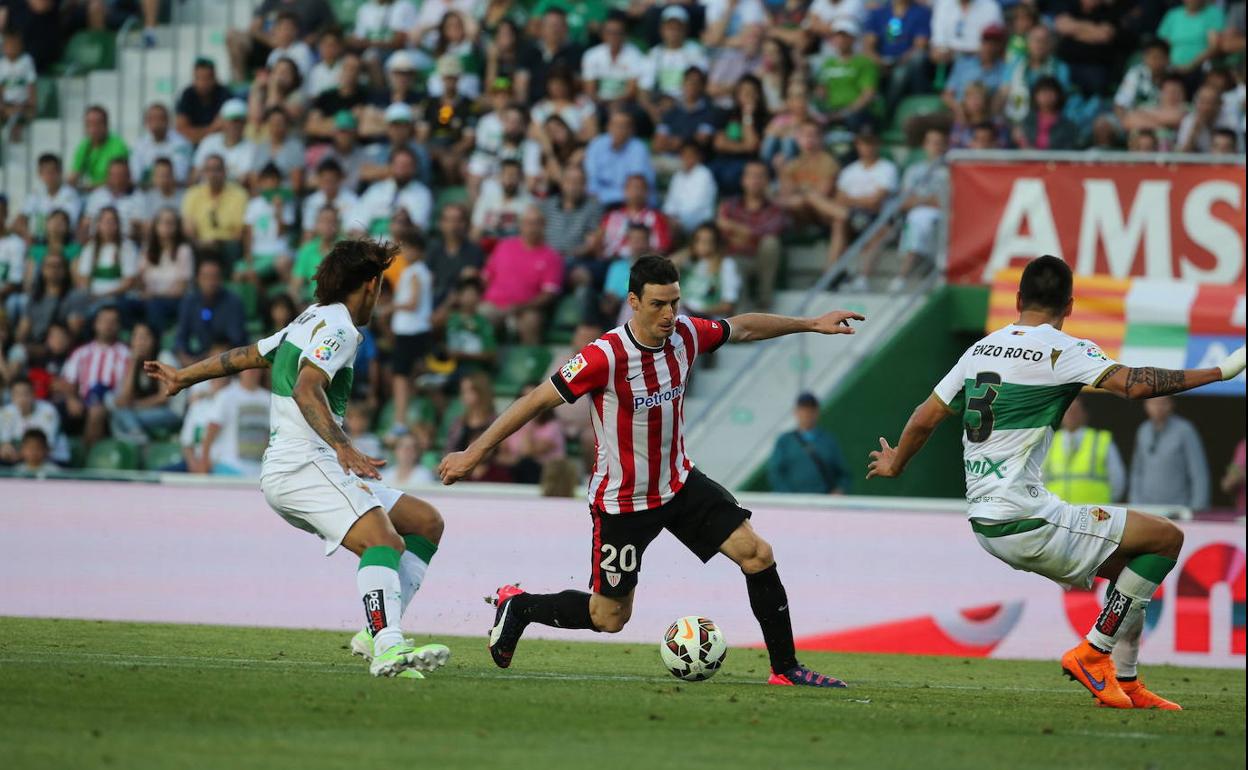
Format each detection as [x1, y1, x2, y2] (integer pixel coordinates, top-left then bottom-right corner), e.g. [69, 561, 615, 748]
[746, 564, 798, 673]
[510, 590, 595, 630]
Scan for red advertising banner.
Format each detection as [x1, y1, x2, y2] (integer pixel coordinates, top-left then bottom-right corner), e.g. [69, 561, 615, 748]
[948, 160, 1247, 285]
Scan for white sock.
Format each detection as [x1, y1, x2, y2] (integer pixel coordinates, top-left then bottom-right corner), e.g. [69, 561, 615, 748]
[1112, 607, 1144, 679]
[1085, 557, 1171, 652]
[399, 534, 437, 617]
[357, 546, 405, 655]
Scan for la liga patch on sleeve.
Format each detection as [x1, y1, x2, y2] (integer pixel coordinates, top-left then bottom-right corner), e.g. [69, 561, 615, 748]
[313, 336, 342, 362]
[560, 353, 588, 381]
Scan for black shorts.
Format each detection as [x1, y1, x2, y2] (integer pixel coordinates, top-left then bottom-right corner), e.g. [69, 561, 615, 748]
[391, 332, 431, 376]
[589, 467, 751, 598]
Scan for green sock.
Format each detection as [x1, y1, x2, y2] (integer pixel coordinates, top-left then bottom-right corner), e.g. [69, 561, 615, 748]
[399, 534, 437, 616]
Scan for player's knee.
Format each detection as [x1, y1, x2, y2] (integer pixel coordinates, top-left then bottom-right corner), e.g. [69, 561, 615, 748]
[739, 538, 775, 575]
[1159, 520, 1184, 557]
[596, 613, 628, 634]
[425, 505, 446, 543]
[590, 598, 631, 633]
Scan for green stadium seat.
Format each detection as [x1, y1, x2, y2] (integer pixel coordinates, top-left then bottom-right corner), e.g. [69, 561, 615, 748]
[229, 281, 259, 322]
[420, 450, 441, 473]
[494, 345, 553, 398]
[86, 439, 138, 471]
[374, 396, 436, 432]
[142, 440, 184, 470]
[68, 436, 86, 468]
[882, 94, 949, 146]
[330, 0, 367, 25]
[52, 31, 117, 76]
[35, 78, 58, 119]
[545, 293, 582, 345]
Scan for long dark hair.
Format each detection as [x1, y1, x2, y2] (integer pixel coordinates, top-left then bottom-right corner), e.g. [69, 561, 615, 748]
[435, 11, 469, 57]
[145, 207, 188, 266]
[313, 238, 397, 305]
[32, 252, 72, 301]
[86, 206, 123, 261]
[732, 74, 771, 130]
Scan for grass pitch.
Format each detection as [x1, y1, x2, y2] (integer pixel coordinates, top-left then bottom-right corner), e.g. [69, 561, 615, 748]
[0, 618, 1242, 770]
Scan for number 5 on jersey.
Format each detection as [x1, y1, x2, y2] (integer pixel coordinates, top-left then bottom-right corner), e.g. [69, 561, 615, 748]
[965, 371, 1002, 443]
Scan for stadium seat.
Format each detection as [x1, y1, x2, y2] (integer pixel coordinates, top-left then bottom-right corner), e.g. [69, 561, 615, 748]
[35, 78, 58, 119]
[882, 94, 949, 146]
[330, 0, 367, 25]
[494, 345, 553, 398]
[85, 439, 138, 471]
[52, 30, 117, 76]
[545, 293, 582, 345]
[142, 440, 184, 471]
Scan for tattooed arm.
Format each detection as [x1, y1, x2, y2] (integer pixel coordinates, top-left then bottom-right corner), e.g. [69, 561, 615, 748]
[144, 344, 271, 398]
[292, 363, 385, 479]
[1096, 344, 1245, 399]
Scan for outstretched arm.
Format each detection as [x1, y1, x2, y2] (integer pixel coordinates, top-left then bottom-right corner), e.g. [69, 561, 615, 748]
[292, 364, 385, 480]
[867, 395, 952, 480]
[438, 380, 566, 484]
[727, 310, 866, 343]
[1095, 346, 1244, 399]
[144, 344, 271, 398]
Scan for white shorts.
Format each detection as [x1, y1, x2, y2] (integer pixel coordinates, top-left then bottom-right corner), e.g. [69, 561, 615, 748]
[261, 456, 404, 555]
[972, 498, 1128, 589]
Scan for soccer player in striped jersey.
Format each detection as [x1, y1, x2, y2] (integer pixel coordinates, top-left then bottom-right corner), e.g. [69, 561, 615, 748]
[867, 256, 1246, 710]
[439, 255, 865, 688]
[145, 239, 450, 679]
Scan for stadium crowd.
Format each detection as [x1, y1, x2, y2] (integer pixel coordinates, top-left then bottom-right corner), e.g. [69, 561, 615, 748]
[0, 0, 1244, 497]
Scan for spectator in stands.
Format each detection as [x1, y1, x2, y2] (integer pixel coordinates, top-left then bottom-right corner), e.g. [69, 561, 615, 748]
[470, 103, 543, 196]
[534, 114, 585, 193]
[942, 23, 1007, 110]
[175, 58, 230, 145]
[364, 53, 424, 135]
[193, 99, 256, 184]
[480, 204, 563, 331]
[710, 74, 769, 196]
[1211, 127, 1240, 154]
[778, 120, 839, 227]
[306, 25, 344, 97]
[249, 56, 308, 129]
[445, 371, 506, 481]
[1159, 0, 1224, 82]
[251, 106, 305, 193]
[1178, 85, 1233, 153]
[1128, 128, 1161, 153]
[0, 196, 23, 308]
[240, 163, 295, 287]
[998, 25, 1071, 125]
[74, 206, 138, 312]
[517, 7, 581, 104]
[930, 0, 1002, 66]
[351, 146, 433, 234]
[16, 154, 81, 242]
[499, 382, 567, 485]
[469, 155, 531, 239]
[662, 139, 717, 236]
[14, 254, 89, 349]
[69, 105, 128, 191]
[291, 205, 340, 302]
[531, 63, 598, 143]
[425, 14, 483, 101]
[135, 158, 183, 239]
[761, 80, 817, 170]
[182, 154, 248, 261]
[1221, 2, 1247, 58]
[109, 322, 181, 445]
[426, 203, 485, 310]
[388, 227, 434, 437]
[445, 275, 496, 376]
[0, 377, 65, 466]
[15, 428, 56, 474]
[1119, 73, 1189, 147]
[706, 19, 765, 103]
[815, 19, 878, 133]
[349, 0, 417, 85]
[300, 158, 357, 242]
[677, 222, 739, 320]
[4, 0, 60, 73]
[1130, 397, 1210, 511]
[229, 6, 307, 81]
[385, 431, 435, 487]
[29, 208, 80, 267]
[419, 60, 477, 185]
[323, 111, 366, 189]
[80, 158, 142, 242]
[201, 366, 271, 476]
[138, 207, 193, 331]
[541, 162, 602, 261]
[1052, 0, 1123, 98]
[306, 53, 368, 141]
[601, 174, 671, 260]
[717, 159, 783, 308]
[583, 108, 655, 208]
[0, 29, 36, 143]
[811, 129, 897, 272]
[62, 305, 128, 447]
[581, 12, 646, 107]
[411, 0, 478, 45]
[174, 258, 246, 366]
[361, 101, 431, 186]
[1012, 76, 1079, 151]
[767, 392, 848, 494]
[641, 6, 708, 121]
[345, 401, 384, 458]
[862, 0, 932, 116]
[1222, 438, 1247, 515]
[129, 103, 192, 188]
[1042, 396, 1125, 504]
[651, 66, 717, 175]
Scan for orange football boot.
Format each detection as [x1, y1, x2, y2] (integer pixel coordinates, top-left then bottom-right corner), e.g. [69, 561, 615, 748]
[1060, 640, 1132, 709]
[1118, 679, 1182, 710]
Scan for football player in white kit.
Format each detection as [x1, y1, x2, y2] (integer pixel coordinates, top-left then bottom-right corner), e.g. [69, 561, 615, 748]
[868, 256, 1246, 710]
[146, 240, 450, 678]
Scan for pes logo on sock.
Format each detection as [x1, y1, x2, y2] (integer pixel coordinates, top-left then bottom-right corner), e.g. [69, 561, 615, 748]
[363, 589, 387, 635]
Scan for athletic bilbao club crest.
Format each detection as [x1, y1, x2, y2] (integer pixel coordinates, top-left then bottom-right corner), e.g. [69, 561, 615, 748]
[1090, 507, 1110, 522]
[606, 571, 621, 587]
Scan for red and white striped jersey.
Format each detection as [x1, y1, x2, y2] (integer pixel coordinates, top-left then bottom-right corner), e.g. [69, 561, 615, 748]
[62, 341, 130, 400]
[551, 315, 731, 514]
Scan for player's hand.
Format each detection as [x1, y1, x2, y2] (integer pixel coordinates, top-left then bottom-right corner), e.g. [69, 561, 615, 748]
[866, 437, 898, 479]
[337, 444, 386, 480]
[438, 449, 480, 485]
[143, 360, 185, 397]
[810, 310, 866, 335]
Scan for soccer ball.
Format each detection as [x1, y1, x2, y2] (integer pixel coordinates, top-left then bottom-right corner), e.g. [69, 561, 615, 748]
[660, 616, 727, 681]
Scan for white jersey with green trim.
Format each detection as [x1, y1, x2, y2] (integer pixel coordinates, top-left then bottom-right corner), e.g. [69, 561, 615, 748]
[932, 323, 1119, 521]
[255, 302, 360, 470]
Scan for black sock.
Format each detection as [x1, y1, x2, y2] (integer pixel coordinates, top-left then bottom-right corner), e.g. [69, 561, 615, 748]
[511, 590, 595, 630]
[746, 564, 798, 672]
